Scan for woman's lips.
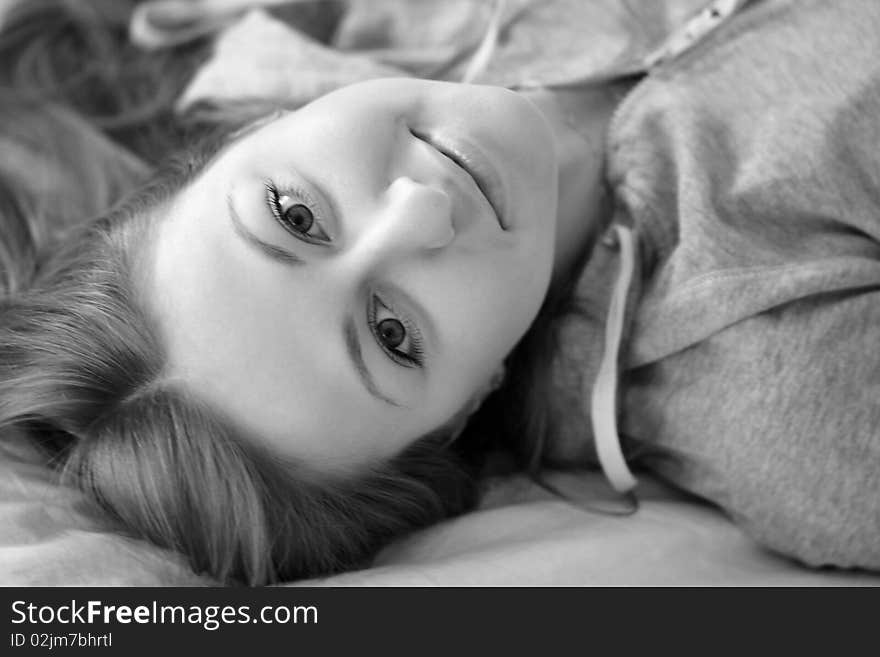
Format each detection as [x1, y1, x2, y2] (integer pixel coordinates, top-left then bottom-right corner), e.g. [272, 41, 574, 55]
[414, 130, 507, 230]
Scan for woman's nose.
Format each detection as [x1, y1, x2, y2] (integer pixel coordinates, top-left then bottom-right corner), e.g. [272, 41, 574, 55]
[351, 176, 455, 264]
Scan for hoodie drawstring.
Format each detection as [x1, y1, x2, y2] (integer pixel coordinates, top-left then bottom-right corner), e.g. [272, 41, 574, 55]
[591, 224, 639, 493]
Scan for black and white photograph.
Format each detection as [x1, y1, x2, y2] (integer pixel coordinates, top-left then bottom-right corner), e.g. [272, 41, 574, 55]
[0, 0, 878, 603]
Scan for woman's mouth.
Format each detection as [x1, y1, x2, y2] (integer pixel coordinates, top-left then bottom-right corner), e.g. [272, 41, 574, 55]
[413, 130, 507, 230]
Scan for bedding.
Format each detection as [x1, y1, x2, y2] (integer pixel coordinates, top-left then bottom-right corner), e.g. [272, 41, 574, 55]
[3, 434, 877, 586]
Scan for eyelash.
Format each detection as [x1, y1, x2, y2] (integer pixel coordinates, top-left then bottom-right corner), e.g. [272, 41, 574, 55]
[368, 295, 425, 368]
[264, 180, 330, 244]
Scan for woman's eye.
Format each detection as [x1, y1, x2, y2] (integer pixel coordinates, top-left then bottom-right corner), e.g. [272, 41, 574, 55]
[370, 297, 424, 368]
[266, 183, 331, 243]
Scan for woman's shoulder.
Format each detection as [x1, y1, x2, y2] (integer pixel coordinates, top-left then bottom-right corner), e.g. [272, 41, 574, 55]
[604, 0, 880, 365]
[609, 0, 880, 160]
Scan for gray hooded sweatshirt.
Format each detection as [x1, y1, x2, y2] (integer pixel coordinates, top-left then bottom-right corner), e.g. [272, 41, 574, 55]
[547, 0, 880, 570]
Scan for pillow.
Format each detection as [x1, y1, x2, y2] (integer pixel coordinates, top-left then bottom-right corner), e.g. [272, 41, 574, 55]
[0, 434, 212, 586]
[4, 433, 877, 586]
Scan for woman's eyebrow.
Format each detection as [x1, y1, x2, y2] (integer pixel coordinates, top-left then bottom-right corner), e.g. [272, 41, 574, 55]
[227, 194, 304, 266]
[343, 316, 403, 408]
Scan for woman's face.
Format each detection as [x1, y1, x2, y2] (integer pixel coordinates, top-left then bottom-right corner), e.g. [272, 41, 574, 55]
[149, 78, 559, 473]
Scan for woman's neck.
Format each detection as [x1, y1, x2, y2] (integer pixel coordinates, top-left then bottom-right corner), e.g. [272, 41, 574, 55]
[520, 80, 634, 286]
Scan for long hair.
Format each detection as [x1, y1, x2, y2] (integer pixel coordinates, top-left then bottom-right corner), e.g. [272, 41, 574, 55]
[0, 0, 479, 585]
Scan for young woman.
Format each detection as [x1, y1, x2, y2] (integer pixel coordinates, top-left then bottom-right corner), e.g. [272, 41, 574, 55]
[1, 0, 877, 585]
